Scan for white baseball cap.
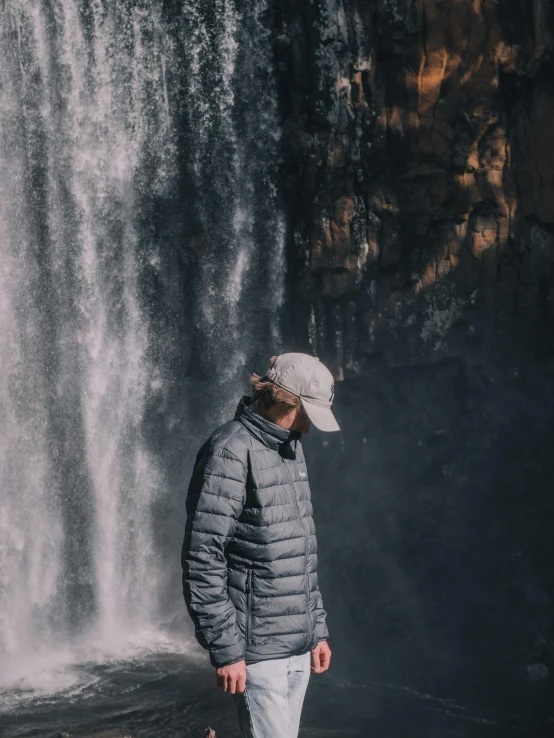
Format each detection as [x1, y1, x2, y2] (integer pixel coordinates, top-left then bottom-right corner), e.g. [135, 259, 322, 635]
[264, 352, 340, 432]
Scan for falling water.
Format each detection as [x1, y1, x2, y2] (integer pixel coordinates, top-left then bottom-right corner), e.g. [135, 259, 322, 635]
[0, 0, 285, 694]
[0, 14, 64, 658]
[181, 0, 286, 397]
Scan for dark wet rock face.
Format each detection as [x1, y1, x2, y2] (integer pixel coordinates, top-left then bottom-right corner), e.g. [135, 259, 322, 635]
[274, 0, 554, 695]
[276, 0, 554, 375]
[303, 359, 554, 692]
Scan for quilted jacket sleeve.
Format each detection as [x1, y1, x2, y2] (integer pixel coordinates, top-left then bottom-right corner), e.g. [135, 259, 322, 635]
[181, 442, 247, 668]
[314, 585, 329, 641]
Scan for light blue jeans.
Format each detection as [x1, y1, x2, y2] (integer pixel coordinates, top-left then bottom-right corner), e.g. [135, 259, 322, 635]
[232, 651, 311, 738]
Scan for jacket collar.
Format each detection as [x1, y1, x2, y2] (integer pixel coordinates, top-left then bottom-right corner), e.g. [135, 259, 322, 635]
[234, 395, 302, 458]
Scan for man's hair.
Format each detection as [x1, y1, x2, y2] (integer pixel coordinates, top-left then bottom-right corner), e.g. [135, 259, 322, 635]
[249, 355, 301, 415]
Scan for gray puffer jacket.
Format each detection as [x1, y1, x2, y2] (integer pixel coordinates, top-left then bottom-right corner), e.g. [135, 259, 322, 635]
[181, 395, 329, 668]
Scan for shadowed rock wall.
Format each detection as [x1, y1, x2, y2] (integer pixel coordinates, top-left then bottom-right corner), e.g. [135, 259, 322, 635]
[276, 0, 554, 376]
[274, 0, 554, 694]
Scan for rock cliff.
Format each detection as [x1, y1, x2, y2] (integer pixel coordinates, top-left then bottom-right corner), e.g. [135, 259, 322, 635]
[274, 0, 554, 692]
[276, 0, 554, 376]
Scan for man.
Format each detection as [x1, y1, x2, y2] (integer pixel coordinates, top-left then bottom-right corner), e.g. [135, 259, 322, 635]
[181, 352, 339, 738]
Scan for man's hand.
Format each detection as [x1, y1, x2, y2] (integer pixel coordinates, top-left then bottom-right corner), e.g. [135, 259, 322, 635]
[216, 659, 247, 694]
[311, 640, 332, 674]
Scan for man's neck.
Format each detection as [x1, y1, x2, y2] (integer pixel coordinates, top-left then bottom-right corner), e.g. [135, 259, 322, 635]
[251, 400, 290, 429]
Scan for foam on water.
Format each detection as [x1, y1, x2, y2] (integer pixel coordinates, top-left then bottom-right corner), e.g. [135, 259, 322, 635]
[0, 649, 97, 710]
[0, 629, 196, 711]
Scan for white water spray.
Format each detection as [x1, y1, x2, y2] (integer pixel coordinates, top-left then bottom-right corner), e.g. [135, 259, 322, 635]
[0, 0, 285, 694]
[0, 0, 177, 673]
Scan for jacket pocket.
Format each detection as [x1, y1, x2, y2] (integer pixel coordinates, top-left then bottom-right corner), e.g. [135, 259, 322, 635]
[245, 569, 254, 645]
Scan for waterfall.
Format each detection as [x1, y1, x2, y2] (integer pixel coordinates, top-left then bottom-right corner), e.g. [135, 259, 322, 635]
[0, 0, 284, 688]
[177, 0, 286, 431]
[0, 23, 64, 658]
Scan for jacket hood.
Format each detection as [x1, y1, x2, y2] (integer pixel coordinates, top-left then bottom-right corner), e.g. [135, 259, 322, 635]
[234, 395, 302, 458]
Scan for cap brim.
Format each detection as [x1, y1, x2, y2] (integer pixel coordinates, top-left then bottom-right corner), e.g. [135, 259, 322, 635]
[301, 398, 340, 432]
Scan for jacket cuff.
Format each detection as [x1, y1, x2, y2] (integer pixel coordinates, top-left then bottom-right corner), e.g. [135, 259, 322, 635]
[209, 644, 245, 668]
[315, 622, 329, 641]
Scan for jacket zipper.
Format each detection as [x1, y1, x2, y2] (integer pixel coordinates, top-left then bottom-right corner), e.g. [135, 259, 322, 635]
[245, 568, 253, 645]
[304, 542, 312, 648]
[286, 457, 313, 649]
